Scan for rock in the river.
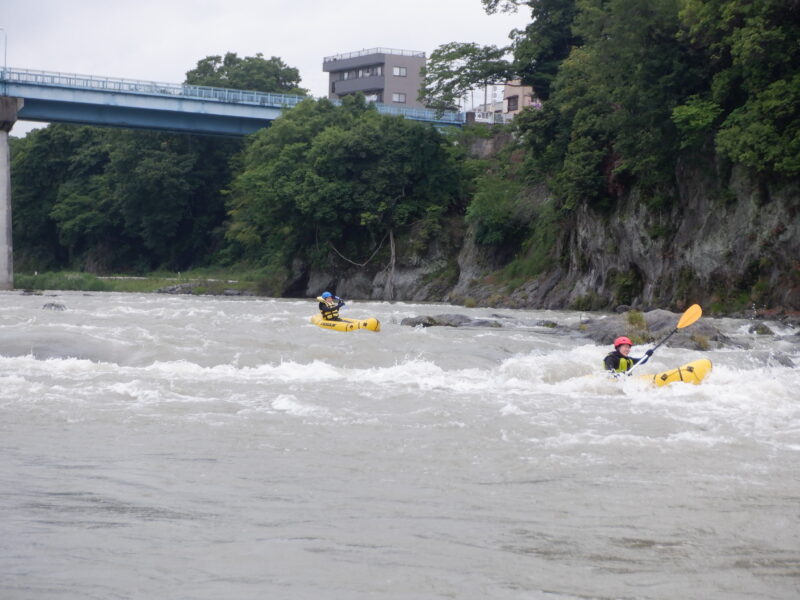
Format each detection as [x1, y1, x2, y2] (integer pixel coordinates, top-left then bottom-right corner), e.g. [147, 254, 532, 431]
[748, 323, 774, 335]
[400, 315, 438, 327]
[156, 283, 198, 294]
[42, 303, 67, 311]
[575, 308, 736, 350]
[400, 313, 500, 328]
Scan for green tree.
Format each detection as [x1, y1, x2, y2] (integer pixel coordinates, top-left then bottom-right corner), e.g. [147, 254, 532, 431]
[103, 130, 239, 269]
[509, 0, 704, 207]
[677, 0, 800, 175]
[481, 0, 527, 13]
[11, 125, 110, 270]
[185, 52, 307, 95]
[419, 42, 513, 111]
[48, 176, 119, 270]
[508, 0, 581, 100]
[225, 96, 462, 290]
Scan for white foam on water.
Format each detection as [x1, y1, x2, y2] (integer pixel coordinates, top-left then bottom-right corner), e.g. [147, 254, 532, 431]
[271, 394, 330, 417]
[2, 313, 798, 455]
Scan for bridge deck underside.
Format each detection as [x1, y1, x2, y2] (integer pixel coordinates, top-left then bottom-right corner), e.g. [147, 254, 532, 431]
[18, 98, 270, 136]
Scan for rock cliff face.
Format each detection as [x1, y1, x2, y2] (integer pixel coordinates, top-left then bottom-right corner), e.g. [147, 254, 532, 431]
[300, 218, 464, 303]
[447, 153, 800, 313]
[296, 143, 800, 314]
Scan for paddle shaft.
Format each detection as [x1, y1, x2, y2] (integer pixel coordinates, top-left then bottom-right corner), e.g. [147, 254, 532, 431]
[626, 304, 702, 377]
[625, 347, 657, 377]
[625, 326, 679, 375]
[649, 327, 679, 354]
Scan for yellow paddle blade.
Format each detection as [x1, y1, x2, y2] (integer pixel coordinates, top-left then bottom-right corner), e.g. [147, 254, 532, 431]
[677, 304, 702, 329]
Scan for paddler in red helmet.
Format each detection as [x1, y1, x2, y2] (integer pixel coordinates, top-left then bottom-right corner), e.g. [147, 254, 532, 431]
[604, 336, 653, 373]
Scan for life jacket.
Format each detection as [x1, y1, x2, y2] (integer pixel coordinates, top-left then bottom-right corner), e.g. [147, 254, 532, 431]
[321, 304, 340, 320]
[317, 297, 342, 320]
[617, 356, 634, 372]
[604, 351, 634, 373]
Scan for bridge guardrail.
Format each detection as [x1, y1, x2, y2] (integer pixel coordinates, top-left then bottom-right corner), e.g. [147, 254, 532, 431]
[1, 67, 464, 125]
[1, 67, 307, 109]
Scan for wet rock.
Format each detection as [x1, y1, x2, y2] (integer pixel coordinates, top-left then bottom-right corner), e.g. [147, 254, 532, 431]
[400, 313, 500, 328]
[400, 315, 438, 327]
[746, 351, 796, 368]
[643, 309, 683, 335]
[463, 319, 502, 328]
[156, 283, 196, 294]
[575, 308, 735, 349]
[771, 353, 796, 367]
[430, 314, 472, 327]
[748, 323, 774, 335]
[575, 316, 628, 346]
[781, 315, 800, 330]
[42, 303, 66, 311]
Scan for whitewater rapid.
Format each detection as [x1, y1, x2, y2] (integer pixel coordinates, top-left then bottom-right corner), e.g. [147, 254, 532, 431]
[1, 291, 798, 599]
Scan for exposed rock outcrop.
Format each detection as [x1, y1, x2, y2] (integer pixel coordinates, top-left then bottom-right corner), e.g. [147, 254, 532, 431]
[445, 156, 800, 313]
[573, 309, 737, 350]
[42, 302, 66, 311]
[400, 313, 502, 328]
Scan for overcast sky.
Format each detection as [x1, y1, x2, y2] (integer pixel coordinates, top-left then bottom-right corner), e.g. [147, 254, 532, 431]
[2, 0, 531, 136]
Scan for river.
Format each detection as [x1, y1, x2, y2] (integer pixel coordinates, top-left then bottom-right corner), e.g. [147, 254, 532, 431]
[1, 291, 798, 599]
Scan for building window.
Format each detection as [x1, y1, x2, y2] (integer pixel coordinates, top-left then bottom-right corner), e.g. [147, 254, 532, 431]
[507, 95, 519, 112]
[392, 66, 407, 77]
[392, 92, 406, 103]
[358, 65, 382, 78]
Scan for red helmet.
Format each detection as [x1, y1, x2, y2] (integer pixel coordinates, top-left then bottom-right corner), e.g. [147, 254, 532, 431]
[614, 336, 633, 348]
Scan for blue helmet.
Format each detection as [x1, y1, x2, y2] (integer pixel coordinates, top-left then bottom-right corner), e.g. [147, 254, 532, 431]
[321, 291, 332, 299]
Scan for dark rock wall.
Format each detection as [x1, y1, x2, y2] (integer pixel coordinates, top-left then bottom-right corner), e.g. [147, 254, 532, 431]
[449, 155, 799, 312]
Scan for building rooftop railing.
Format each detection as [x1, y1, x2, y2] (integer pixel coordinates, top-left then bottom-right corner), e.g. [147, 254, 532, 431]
[323, 48, 425, 62]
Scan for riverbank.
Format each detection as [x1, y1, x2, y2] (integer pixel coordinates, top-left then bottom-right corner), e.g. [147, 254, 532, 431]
[14, 269, 262, 296]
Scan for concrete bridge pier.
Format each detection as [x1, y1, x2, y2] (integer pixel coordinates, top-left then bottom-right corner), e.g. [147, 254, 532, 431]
[0, 97, 23, 290]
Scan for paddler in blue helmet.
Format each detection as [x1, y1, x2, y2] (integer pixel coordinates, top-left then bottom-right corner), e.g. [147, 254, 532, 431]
[317, 291, 345, 321]
[604, 336, 653, 373]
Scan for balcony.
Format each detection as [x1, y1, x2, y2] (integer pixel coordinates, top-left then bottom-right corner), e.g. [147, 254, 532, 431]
[332, 75, 385, 96]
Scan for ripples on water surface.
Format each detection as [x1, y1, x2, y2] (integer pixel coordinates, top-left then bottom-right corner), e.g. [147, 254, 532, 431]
[1, 291, 798, 599]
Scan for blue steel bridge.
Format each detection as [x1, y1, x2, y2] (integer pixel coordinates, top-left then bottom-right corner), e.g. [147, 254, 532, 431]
[1, 67, 464, 136]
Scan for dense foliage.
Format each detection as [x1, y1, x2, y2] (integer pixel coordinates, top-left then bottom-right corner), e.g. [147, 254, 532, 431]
[185, 52, 307, 96]
[224, 96, 462, 291]
[677, 0, 800, 176]
[11, 126, 238, 272]
[419, 42, 513, 111]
